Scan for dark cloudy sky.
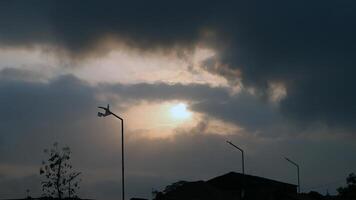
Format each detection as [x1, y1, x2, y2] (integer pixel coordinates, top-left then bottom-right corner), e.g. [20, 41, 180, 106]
[1, 1, 356, 199]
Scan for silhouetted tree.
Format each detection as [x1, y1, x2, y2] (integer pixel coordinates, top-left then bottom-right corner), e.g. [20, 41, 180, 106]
[40, 142, 81, 199]
[163, 181, 187, 193]
[152, 189, 164, 200]
[152, 181, 187, 200]
[337, 173, 356, 199]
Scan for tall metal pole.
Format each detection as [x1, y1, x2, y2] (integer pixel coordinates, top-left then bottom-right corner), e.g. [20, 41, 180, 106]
[297, 165, 300, 193]
[227, 141, 246, 200]
[111, 113, 125, 200]
[227, 141, 245, 174]
[285, 157, 300, 193]
[98, 105, 125, 200]
[241, 150, 244, 175]
[121, 117, 125, 200]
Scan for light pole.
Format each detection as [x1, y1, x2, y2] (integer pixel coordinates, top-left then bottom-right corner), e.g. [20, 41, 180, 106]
[98, 104, 125, 200]
[284, 157, 300, 193]
[227, 141, 246, 199]
[226, 141, 245, 174]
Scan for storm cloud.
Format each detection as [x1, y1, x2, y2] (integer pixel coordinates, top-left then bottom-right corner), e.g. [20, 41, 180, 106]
[1, 1, 356, 199]
[1, 0, 356, 129]
[0, 67, 355, 199]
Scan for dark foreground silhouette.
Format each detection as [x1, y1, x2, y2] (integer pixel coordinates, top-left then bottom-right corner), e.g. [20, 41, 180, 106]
[3, 172, 355, 200]
[152, 172, 355, 200]
[1, 198, 92, 200]
[153, 172, 296, 200]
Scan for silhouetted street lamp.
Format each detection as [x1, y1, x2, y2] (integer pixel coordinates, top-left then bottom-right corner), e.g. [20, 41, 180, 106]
[227, 141, 246, 199]
[227, 141, 245, 174]
[285, 157, 300, 193]
[98, 104, 125, 200]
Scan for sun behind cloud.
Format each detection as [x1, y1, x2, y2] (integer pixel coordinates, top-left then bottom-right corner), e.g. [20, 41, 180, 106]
[169, 103, 192, 121]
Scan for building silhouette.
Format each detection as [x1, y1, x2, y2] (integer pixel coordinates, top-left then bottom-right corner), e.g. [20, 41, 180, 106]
[154, 172, 297, 200]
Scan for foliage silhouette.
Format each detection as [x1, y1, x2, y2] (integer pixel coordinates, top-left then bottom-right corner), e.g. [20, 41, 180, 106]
[338, 173, 356, 199]
[39, 142, 81, 199]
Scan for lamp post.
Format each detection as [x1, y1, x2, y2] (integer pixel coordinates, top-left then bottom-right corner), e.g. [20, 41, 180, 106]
[227, 141, 245, 174]
[284, 157, 300, 193]
[227, 141, 246, 199]
[98, 104, 125, 200]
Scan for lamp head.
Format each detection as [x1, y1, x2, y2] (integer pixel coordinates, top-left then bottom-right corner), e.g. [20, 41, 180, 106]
[97, 104, 111, 117]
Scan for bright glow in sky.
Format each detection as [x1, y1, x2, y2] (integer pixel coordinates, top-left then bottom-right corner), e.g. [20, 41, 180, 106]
[72, 45, 227, 86]
[0, 46, 228, 86]
[1, 3, 356, 199]
[122, 102, 197, 138]
[0, 46, 230, 139]
[120, 101, 241, 139]
[169, 103, 192, 121]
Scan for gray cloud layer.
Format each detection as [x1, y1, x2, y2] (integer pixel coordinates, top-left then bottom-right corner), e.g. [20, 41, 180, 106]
[1, 1, 356, 198]
[0, 70, 355, 199]
[1, 0, 356, 129]
[101, 82, 287, 135]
